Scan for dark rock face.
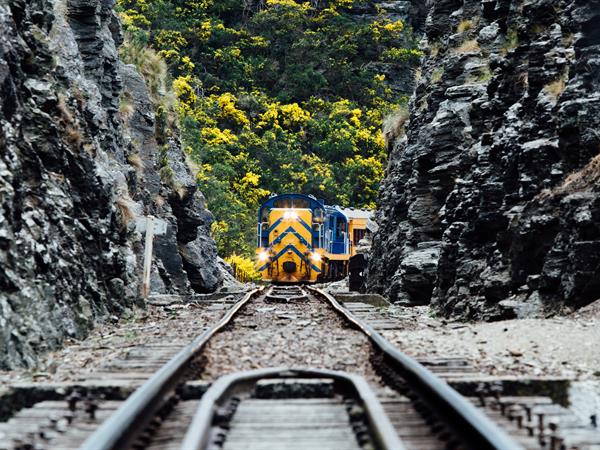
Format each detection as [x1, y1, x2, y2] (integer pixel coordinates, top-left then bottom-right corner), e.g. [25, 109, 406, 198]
[369, 0, 600, 319]
[0, 0, 136, 368]
[0, 0, 222, 368]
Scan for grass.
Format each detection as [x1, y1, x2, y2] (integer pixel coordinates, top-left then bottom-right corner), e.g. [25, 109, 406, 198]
[551, 153, 600, 195]
[455, 39, 480, 54]
[414, 67, 422, 82]
[122, 330, 138, 340]
[173, 182, 188, 200]
[82, 143, 95, 156]
[57, 93, 83, 149]
[65, 125, 82, 147]
[159, 144, 176, 186]
[127, 153, 144, 170]
[154, 195, 165, 207]
[119, 95, 135, 121]
[562, 32, 576, 46]
[532, 23, 546, 34]
[120, 38, 170, 108]
[467, 65, 492, 84]
[57, 94, 74, 124]
[72, 88, 85, 110]
[457, 19, 475, 33]
[477, 66, 493, 82]
[382, 107, 409, 146]
[160, 165, 175, 186]
[431, 67, 444, 83]
[543, 74, 567, 100]
[185, 153, 201, 178]
[116, 196, 137, 224]
[519, 71, 529, 88]
[502, 28, 519, 53]
[158, 148, 188, 198]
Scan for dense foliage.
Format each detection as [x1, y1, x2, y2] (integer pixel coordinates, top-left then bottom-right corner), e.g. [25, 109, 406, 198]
[117, 0, 420, 256]
[224, 253, 262, 282]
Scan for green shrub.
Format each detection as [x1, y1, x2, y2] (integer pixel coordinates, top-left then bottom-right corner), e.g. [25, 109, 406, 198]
[502, 28, 519, 53]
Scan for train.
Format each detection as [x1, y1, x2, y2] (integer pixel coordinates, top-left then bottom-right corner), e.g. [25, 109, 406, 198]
[256, 193, 372, 283]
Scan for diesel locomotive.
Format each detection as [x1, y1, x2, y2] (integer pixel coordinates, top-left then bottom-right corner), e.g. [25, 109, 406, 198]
[256, 193, 371, 283]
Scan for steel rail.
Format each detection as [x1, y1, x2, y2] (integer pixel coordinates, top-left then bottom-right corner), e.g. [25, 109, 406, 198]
[180, 367, 406, 450]
[80, 287, 264, 450]
[307, 286, 523, 450]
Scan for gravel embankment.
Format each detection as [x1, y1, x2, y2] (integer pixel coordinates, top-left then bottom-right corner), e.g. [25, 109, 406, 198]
[0, 301, 224, 386]
[380, 301, 600, 380]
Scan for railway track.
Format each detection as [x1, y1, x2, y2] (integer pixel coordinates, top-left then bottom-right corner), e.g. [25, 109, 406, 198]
[2, 286, 598, 450]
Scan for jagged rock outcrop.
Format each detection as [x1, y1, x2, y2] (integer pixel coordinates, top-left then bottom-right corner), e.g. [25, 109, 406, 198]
[118, 64, 223, 294]
[369, 0, 600, 319]
[0, 0, 222, 368]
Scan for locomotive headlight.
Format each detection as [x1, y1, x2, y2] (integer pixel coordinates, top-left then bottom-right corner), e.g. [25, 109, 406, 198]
[310, 252, 322, 262]
[258, 251, 269, 261]
[283, 210, 298, 220]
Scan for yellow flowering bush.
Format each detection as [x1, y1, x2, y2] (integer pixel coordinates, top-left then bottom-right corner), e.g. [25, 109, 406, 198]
[200, 127, 238, 146]
[224, 254, 261, 282]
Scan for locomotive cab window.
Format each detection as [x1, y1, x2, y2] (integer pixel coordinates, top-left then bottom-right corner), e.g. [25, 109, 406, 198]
[335, 220, 347, 239]
[260, 209, 269, 223]
[293, 199, 309, 209]
[313, 208, 324, 223]
[273, 198, 292, 209]
[353, 228, 366, 245]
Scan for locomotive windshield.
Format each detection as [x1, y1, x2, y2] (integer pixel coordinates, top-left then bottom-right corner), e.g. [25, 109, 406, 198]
[273, 198, 309, 209]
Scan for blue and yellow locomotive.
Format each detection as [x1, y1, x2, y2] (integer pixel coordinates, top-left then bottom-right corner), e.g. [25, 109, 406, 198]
[256, 193, 371, 283]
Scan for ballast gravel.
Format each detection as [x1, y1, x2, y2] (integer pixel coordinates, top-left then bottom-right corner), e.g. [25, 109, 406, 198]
[197, 295, 383, 385]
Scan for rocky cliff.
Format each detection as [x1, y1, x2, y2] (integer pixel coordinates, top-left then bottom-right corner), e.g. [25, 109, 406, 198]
[0, 0, 223, 369]
[369, 0, 600, 319]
